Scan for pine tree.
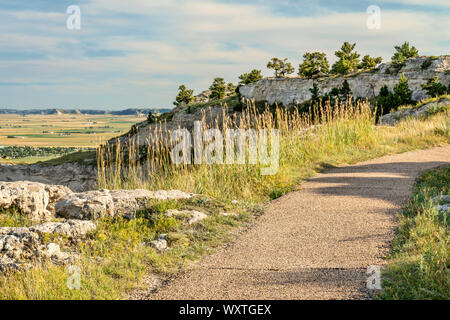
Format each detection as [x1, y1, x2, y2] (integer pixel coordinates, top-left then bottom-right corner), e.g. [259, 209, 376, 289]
[358, 55, 383, 69]
[299, 52, 329, 78]
[393, 73, 413, 106]
[309, 83, 321, 105]
[239, 69, 263, 85]
[331, 42, 360, 74]
[174, 85, 194, 106]
[340, 80, 352, 98]
[391, 42, 419, 68]
[376, 85, 395, 116]
[209, 78, 227, 100]
[267, 58, 295, 78]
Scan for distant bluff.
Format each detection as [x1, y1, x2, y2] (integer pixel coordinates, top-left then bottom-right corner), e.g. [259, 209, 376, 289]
[240, 55, 450, 107]
[109, 55, 449, 148]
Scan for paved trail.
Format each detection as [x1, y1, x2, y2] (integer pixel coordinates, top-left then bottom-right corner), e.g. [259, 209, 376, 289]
[148, 146, 450, 300]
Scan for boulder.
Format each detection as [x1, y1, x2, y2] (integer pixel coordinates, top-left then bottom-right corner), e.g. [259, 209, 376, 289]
[150, 238, 168, 252]
[0, 219, 95, 271]
[166, 209, 208, 224]
[0, 181, 71, 221]
[55, 189, 196, 220]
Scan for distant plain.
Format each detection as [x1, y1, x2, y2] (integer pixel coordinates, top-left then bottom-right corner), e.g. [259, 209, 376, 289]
[0, 114, 143, 148]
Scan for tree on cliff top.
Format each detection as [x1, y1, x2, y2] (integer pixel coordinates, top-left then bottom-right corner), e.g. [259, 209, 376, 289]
[174, 85, 194, 106]
[331, 42, 360, 75]
[358, 55, 383, 70]
[239, 69, 263, 85]
[299, 52, 330, 78]
[267, 58, 295, 78]
[391, 42, 419, 68]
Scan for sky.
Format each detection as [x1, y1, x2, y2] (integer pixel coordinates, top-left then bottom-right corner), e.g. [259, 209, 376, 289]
[0, 0, 449, 110]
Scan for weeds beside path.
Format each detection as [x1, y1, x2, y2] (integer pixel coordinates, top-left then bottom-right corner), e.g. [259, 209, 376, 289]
[147, 146, 450, 300]
[379, 165, 449, 300]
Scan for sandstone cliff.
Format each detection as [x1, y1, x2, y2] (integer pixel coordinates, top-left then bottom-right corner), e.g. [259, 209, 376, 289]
[239, 55, 450, 107]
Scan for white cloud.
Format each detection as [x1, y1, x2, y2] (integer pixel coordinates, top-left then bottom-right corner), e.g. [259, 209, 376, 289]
[0, 0, 449, 108]
[377, 0, 450, 7]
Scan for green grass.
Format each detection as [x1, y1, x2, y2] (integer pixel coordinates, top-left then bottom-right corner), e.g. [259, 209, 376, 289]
[187, 95, 241, 112]
[1, 101, 449, 300]
[378, 166, 449, 300]
[0, 208, 35, 228]
[415, 94, 450, 109]
[0, 197, 253, 299]
[38, 151, 97, 166]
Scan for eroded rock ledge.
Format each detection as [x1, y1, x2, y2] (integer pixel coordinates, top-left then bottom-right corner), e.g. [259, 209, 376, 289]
[239, 55, 450, 107]
[0, 161, 97, 192]
[0, 220, 96, 271]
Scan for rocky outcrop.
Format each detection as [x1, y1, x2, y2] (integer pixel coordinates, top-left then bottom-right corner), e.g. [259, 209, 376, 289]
[55, 189, 196, 220]
[239, 56, 450, 107]
[381, 97, 450, 125]
[0, 181, 71, 221]
[0, 161, 97, 192]
[111, 103, 234, 148]
[30, 220, 96, 239]
[0, 219, 95, 271]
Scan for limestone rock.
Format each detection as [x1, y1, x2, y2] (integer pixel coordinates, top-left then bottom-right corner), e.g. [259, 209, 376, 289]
[30, 220, 96, 238]
[431, 195, 450, 204]
[240, 56, 450, 107]
[55, 189, 196, 220]
[0, 219, 94, 271]
[149, 234, 169, 251]
[0, 181, 71, 221]
[381, 98, 450, 125]
[150, 239, 168, 252]
[166, 209, 208, 224]
[435, 204, 450, 212]
[0, 161, 97, 192]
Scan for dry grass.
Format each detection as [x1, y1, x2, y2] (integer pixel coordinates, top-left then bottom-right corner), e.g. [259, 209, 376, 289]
[98, 99, 449, 204]
[0, 99, 448, 300]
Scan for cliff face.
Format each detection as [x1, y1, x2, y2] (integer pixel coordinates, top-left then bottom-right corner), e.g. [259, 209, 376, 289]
[239, 56, 450, 106]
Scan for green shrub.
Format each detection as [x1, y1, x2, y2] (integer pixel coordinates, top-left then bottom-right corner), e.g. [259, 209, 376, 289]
[421, 77, 448, 97]
[421, 59, 433, 70]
